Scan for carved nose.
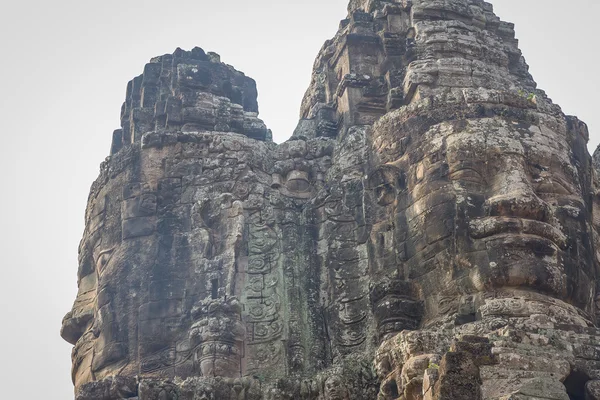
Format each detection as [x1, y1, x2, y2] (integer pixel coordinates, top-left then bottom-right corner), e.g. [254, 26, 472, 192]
[486, 192, 550, 221]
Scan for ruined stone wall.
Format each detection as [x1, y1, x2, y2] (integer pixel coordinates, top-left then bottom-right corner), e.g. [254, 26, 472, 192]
[63, 1, 600, 399]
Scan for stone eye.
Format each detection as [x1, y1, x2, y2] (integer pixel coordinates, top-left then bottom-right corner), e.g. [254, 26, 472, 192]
[531, 167, 573, 196]
[94, 249, 114, 275]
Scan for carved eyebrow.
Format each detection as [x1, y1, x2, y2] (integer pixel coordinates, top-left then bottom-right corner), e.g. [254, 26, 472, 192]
[448, 166, 485, 181]
[448, 165, 483, 173]
[92, 247, 115, 263]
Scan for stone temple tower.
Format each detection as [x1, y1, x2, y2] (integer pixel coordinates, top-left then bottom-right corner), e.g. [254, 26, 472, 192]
[62, 1, 600, 399]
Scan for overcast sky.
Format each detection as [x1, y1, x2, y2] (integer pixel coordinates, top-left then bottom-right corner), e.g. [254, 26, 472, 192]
[0, 1, 598, 398]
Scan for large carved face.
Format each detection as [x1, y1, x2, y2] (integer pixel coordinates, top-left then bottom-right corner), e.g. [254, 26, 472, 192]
[61, 137, 252, 390]
[371, 115, 596, 324]
[61, 130, 335, 391]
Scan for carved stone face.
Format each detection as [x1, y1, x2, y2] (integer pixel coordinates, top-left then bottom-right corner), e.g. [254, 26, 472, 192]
[372, 116, 596, 323]
[61, 138, 251, 389]
[369, 279, 422, 340]
[323, 375, 350, 400]
[62, 130, 336, 391]
[61, 172, 170, 387]
[190, 299, 245, 378]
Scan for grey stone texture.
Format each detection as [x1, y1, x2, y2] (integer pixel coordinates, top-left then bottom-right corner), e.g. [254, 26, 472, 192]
[62, 0, 600, 399]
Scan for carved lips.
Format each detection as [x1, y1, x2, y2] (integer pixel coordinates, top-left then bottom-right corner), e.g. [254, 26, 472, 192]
[469, 216, 567, 250]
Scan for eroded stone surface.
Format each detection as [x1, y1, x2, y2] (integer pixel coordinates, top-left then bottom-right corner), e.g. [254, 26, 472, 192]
[63, 0, 600, 399]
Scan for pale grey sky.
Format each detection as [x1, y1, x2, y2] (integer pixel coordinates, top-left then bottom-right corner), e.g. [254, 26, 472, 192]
[0, 1, 598, 398]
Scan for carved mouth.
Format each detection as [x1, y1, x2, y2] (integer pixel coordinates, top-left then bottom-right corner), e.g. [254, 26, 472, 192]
[71, 333, 94, 383]
[469, 217, 567, 250]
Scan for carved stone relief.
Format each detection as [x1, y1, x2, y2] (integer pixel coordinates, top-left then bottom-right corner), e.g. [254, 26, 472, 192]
[64, 1, 600, 400]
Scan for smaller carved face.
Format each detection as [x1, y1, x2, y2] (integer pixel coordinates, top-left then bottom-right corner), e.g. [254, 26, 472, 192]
[370, 280, 423, 340]
[323, 376, 350, 400]
[139, 194, 157, 214]
[195, 385, 214, 400]
[190, 299, 245, 378]
[367, 165, 404, 206]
